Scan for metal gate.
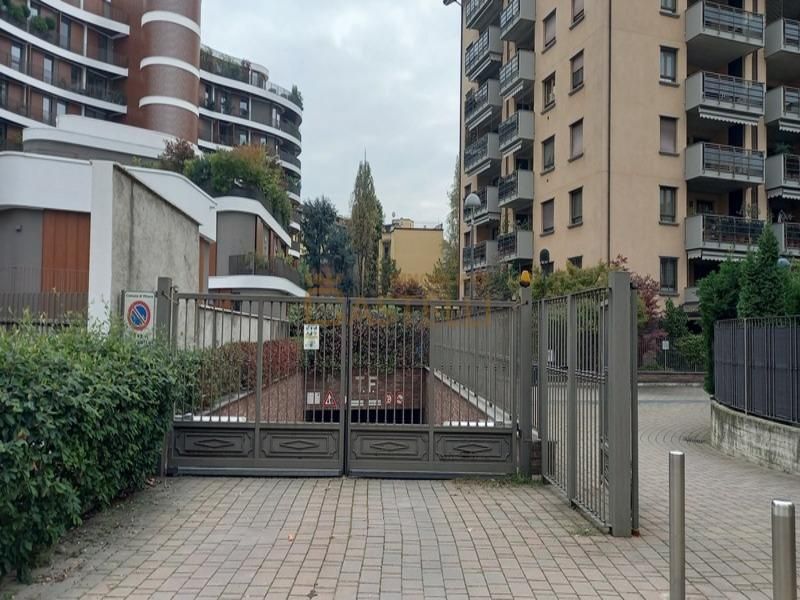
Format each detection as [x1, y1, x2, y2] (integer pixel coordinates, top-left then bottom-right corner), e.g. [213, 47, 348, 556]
[532, 272, 639, 536]
[165, 292, 519, 478]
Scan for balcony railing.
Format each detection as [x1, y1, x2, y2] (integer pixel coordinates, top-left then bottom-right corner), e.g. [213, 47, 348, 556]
[767, 154, 800, 192]
[499, 50, 533, 98]
[498, 169, 534, 209]
[0, 94, 32, 119]
[774, 222, 800, 256]
[228, 254, 304, 288]
[694, 71, 764, 111]
[685, 214, 764, 253]
[463, 186, 499, 222]
[498, 113, 519, 148]
[0, 51, 126, 105]
[700, 1, 764, 42]
[465, 80, 499, 125]
[279, 150, 301, 169]
[464, 28, 501, 80]
[499, 53, 519, 94]
[766, 86, 800, 127]
[464, 132, 499, 173]
[689, 142, 765, 180]
[465, 0, 498, 30]
[59, 0, 129, 24]
[287, 179, 301, 196]
[462, 241, 496, 271]
[778, 18, 800, 52]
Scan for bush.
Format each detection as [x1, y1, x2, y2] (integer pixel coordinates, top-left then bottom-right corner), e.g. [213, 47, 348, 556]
[675, 334, 705, 369]
[29, 15, 51, 33]
[698, 260, 742, 393]
[0, 324, 187, 581]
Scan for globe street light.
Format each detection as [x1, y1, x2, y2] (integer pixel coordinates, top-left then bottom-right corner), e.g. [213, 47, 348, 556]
[465, 192, 482, 300]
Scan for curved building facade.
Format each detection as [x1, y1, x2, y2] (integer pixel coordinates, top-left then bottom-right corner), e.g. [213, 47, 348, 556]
[0, 0, 301, 194]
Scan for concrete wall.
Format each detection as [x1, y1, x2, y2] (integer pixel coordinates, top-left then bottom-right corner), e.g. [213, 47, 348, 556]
[216, 212, 256, 276]
[174, 303, 289, 351]
[0, 209, 43, 293]
[711, 400, 800, 476]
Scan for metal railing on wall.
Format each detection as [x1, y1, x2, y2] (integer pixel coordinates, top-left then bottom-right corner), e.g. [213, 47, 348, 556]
[715, 317, 800, 425]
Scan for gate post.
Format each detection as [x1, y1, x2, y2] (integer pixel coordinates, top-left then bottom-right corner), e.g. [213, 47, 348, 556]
[608, 271, 633, 537]
[517, 282, 533, 477]
[567, 293, 577, 501]
[156, 277, 173, 343]
[538, 299, 549, 478]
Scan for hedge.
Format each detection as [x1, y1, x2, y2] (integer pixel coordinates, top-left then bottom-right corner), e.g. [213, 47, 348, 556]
[0, 324, 190, 582]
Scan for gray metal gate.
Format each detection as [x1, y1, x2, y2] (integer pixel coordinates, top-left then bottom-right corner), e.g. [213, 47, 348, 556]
[532, 272, 639, 536]
[165, 292, 519, 478]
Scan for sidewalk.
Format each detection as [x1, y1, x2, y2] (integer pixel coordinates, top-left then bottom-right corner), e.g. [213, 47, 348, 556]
[2, 386, 798, 599]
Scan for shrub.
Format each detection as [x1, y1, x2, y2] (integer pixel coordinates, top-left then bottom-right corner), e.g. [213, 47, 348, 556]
[676, 334, 705, 370]
[29, 15, 50, 33]
[698, 260, 742, 393]
[0, 324, 187, 581]
[158, 139, 196, 173]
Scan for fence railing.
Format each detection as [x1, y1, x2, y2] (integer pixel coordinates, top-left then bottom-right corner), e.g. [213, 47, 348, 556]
[0, 291, 87, 327]
[638, 338, 706, 373]
[715, 317, 800, 426]
[228, 254, 304, 288]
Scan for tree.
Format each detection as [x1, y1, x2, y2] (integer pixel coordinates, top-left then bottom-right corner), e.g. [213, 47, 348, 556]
[662, 298, 689, 341]
[390, 275, 426, 299]
[379, 252, 400, 297]
[300, 197, 338, 294]
[786, 264, 800, 315]
[737, 225, 787, 318]
[699, 259, 742, 393]
[425, 156, 460, 299]
[349, 160, 383, 297]
[158, 139, 196, 173]
[328, 224, 356, 296]
[474, 266, 518, 301]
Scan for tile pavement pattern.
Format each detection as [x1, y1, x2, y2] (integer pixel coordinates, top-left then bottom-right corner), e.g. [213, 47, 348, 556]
[2, 386, 799, 599]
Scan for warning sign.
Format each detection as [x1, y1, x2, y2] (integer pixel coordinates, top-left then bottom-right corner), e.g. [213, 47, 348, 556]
[303, 324, 320, 350]
[395, 393, 404, 406]
[385, 393, 393, 407]
[124, 292, 156, 340]
[323, 391, 338, 409]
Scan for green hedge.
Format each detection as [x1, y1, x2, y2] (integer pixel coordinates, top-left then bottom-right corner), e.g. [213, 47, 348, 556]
[0, 325, 189, 582]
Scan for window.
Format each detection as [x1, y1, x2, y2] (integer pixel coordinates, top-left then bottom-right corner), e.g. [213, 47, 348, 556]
[71, 65, 81, 89]
[220, 92, 229, 114]
[570, 188, 583, 225]
[238, 131, 248, 146]
[11, 45, 22, 71]
[544, 10, 556, 49]
[571, 51, 584, 91]
[660, 117, 678, 154]
[660, 186, 677, 223]
[542, 199, 555, 234]
[239, 98, 249, 119]
[43, 56, 53, 84]
[660, 257, 678, 294]
[661, 0, 677, 13]
[203, 85, 214, 109]
[570, 119, 584, 159]
[59, 17, 71, 49]
[542, 136, 555, 172]
[572, 0, 584, 23]
[42, 97, 52, 124]
[660, 47, 677, 83]
[29, 4, 39, 17]
[569, 256, 583, 269]
[57, 100, 67, 117]
[543, 73, 556, 109]
[0, 79, 7, 108]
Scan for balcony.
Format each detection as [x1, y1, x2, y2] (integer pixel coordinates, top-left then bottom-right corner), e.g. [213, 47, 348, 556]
[497, 230, 533, 262]
[686, 1, 764, 69]
[500, 0, 534, 46]
[684, 287, 700, 306]
[773, 222, 800, 257]
[499, 50, 534, 100]
[499, 110, 534, 154]
[463, 186, 500, 226]
[685, 72, 764, 127]
[685, 214, 764, 260]
[464, 27, 502, 83]
[765, 87, 800, 133]
[462, 240, 498, 272]
[766, 154, 800, 201]
[0, 50, 126, 107]
[229, 254, 304, 289]
[685, 143, 764, 192]
[464, 132, 500, 176]
[498, 169, 534, 210]
[465, 0, 500, 31]
[464, 79, 501, 132]
[278, 149, 301, 170]
[766, 19, 800, 82]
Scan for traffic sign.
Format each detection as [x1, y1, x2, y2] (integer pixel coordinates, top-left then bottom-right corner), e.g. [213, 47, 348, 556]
[323, 390, 338, 409]
[396, 393, 404, 406]
[124, 292, 156, 339]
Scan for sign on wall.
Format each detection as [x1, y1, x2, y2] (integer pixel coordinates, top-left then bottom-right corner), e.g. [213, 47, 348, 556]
[124, 291, 156, 340]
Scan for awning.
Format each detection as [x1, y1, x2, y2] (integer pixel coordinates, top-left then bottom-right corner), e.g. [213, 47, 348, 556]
[767, 187, 800, 201]
[778, 120, 800, 134]
[687, 249, 746, 262]
[698, 107, 760, 128]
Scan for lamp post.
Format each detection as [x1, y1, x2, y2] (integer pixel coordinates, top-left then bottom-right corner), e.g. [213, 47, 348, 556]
[465, 192, 481, 299]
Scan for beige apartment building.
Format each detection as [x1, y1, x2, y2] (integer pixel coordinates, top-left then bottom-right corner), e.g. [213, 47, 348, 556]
[379, 218, 445, 283]
[458, 0, 800, 309]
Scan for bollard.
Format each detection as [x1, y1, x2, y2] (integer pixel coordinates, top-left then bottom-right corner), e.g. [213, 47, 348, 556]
[669, 451, 685, 600]
[772, 500, 797, 600]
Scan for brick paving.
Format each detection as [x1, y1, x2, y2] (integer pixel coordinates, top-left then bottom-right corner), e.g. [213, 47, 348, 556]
[3, 385, 799, 599]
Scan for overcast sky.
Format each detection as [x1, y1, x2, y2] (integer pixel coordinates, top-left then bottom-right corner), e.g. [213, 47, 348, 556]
[201, 0, 461, 227]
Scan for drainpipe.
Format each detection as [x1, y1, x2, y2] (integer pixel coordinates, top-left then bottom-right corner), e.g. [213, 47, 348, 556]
[606, 0, 613, 263]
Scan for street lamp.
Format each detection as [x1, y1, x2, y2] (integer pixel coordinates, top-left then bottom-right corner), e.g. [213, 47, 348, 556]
[778, 257, 791, 270]
[465, 192, 482, 300]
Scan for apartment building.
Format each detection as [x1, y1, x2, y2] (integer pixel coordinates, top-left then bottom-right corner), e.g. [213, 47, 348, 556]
[0, 0, 302, 204]
[379, 218, 445, 283]
[458, 0, 800, 309]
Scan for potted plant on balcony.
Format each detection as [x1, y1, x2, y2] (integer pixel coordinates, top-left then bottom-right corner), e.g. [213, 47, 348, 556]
[30, 15, 54, 36]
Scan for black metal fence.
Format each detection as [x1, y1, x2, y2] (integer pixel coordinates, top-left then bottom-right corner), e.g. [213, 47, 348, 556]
[715, 317, 800, 426]
[638, 338, 706, 373]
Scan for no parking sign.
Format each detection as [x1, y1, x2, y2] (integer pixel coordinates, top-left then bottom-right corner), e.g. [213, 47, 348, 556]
[124, 291, 156, 340]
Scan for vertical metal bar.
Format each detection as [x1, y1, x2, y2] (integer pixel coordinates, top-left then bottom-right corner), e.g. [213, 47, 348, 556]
[630, 286, 640, 532]
[518, 286, 533, 477]
[669, 451, 685, 600]
[608, 271, 633, 537]
[539, 300, 549, 479]
[255, 300, 264, 452]
[772, 500, 797, 600]
[567, 293, 577, 500]
[341, 298, 349, 475]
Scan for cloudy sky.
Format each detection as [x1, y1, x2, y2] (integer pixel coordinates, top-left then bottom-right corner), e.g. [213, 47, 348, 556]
[201, 0, 461, 227]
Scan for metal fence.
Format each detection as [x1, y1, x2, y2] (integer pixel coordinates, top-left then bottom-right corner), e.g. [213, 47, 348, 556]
[533, 272, 638, 536]
[0, 291, 87, 329]
[715, 317, 800, 425]
[638, 338, 706, 373]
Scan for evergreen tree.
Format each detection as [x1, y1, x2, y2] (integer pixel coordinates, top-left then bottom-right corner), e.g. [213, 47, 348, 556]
[379, 252, 400, 297]
[425, 156, 461, 299]
[699, 260, 742, 393]
[349, 161, 383, 297]
[662, 298, 689, 340]
[300, 197, 338, 295]
[737, 225, 787, 318]
[329, 224, 356, 296]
